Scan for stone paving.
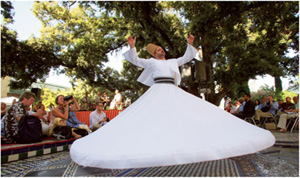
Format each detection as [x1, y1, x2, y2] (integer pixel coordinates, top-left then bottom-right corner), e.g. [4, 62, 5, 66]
[256, 130, 299, 177]
[1, 130, 298, 177]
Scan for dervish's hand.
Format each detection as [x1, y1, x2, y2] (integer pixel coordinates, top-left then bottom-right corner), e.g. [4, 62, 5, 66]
[127, 36, 136, 49]
[187, 34, 194, 45]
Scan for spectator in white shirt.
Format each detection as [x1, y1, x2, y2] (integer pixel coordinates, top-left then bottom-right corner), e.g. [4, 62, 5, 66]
[110, 90, 122, 110]
[89, 102, 107, 131]
[231, 101, 238, 113]
[223, 96, 230, 110]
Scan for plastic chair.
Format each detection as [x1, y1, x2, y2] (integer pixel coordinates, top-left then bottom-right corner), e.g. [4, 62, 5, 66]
[286, 116, 299, 133]
[244, 115, 257, 126]
[261, 116, 278, 127]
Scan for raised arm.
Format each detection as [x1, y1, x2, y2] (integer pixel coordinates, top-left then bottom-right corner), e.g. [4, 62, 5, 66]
[176, 34, 198, 66]
[123, 36, 154, 68]
[70, 97, 80, 112]
[127, 36, 136, 49]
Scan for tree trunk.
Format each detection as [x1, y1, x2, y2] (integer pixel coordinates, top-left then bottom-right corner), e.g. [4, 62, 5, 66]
[274, 76, 282, 94]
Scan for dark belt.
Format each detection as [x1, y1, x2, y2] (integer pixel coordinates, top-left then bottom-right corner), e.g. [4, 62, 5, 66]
[154, 77, 175, 84]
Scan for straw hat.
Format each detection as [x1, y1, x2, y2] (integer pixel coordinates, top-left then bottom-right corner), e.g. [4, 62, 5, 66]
[146, 43, 159, 56]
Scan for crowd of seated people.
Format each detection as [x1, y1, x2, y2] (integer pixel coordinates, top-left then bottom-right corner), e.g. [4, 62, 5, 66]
[225, 93, 299, 132]
[1, 91, 122, 145]
[255, 95, 278, 122]
[2, 90, 297, 145]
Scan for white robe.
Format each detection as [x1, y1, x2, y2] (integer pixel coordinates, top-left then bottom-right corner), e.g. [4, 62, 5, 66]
[70, 44, 275, 169]
[123, 44, 197, 86]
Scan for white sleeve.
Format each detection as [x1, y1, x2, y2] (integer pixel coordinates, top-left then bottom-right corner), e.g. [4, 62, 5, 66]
[176, 44, 198, 66]
[123, 47, 152, 68]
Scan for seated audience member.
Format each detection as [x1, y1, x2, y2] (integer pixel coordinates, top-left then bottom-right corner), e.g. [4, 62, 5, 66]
[90, 102, 108, 131]
[232, 93, 255, 119]
[225, 102, 232, 113]
[1, 102, 7, 118]
[276, 97, 294, 116]
[37, 104, 50, 136]
[277, 99, 284, 111]
[1, 119, 4, 139]
[254, 99, 261, 110]
[283, 97, 294, 111]
[28, 104, 50, 136]
[233, 98, 244, 113]
[231, 101, 238, 113]
[238, 97, 246, 113]
[257, 97, 267, 111]
[277, 95, 299, 132]
[255, 95, 278, 121]
[1, 102, 7, 138]
[1, 102, 6, 138]
[66, 101, 91, 133]
[50, 95, 82, 139]
[232, 100, 241, 113]
[223, 96, 230, 110]
[2, 92, 45, 143]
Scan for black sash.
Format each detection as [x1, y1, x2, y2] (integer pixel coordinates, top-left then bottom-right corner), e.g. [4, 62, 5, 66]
[154, 77, 175, 84]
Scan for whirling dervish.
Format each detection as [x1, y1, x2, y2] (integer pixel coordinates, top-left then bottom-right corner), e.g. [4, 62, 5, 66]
[70, 34, 275, 169]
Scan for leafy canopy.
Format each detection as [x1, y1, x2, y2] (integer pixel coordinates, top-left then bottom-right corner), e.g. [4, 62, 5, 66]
[1, 1, 298, 106]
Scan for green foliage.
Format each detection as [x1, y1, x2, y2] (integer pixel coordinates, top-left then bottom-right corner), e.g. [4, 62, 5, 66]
[226, 82, 251, 101]
[1, 25, 60, 89]
[173, 1, 298, 104]
[251, 84, 298, 103]
[2, 1, 299, 106]
[39, 79, 116, 110]
[251, 85, 275, 102]
[1, 1, 14, 23]
[31, 1, 128, 92]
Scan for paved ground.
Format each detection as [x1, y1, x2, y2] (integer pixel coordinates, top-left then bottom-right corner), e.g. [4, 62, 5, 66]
[1, 130, 298, 177]
[254, 130, 298, 177]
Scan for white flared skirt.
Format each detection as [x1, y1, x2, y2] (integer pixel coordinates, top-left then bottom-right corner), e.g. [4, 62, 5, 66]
[70, 83, 275, 169]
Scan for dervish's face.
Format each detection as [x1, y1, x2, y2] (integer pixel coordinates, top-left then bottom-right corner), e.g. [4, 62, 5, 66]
[154, 47, 166, 59]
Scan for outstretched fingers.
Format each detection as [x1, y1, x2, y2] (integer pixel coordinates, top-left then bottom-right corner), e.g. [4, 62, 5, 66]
[127, 36, 136, 48]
